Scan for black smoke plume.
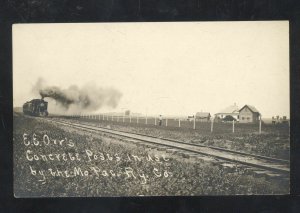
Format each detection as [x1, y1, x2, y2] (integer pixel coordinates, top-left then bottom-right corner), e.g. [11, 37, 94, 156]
[33, 78, 122, 112]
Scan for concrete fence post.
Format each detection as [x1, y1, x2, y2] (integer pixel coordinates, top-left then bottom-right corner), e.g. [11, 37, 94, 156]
[211, 118, 214, 133]
[193, 115, 196, 130]
[259, 116, 262, 134]
[179, 119, 181, 127]
[232, 120, 235, 133]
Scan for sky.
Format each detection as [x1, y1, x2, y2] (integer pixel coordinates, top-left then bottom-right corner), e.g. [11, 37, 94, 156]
[13, 21, 289, 118]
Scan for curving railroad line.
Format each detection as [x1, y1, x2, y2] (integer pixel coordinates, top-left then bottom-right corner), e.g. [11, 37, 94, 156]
[44, 117, 290, 176]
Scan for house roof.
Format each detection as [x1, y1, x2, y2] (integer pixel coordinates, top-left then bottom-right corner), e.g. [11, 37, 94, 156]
[239, 104, 260, 114]
[217, 103, 239, 114]
[196, 112, 210, 117]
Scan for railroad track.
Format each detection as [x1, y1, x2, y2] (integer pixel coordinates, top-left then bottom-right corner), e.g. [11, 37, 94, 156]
[43, 117, 290, 177]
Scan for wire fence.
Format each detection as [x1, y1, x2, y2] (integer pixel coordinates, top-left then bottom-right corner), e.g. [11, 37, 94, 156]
[62, 114, 289, 135]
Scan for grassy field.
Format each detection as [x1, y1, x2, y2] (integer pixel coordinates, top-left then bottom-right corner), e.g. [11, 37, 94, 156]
[77, 117, 290, 160]
[13, 114, 289, 196]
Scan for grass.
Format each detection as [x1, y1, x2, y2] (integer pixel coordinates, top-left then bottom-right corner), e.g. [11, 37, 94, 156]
[14, 115, 289, 197]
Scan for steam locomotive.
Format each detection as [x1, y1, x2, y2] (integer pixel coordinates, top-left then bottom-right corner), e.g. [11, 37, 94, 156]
[23, 99, 48, 116]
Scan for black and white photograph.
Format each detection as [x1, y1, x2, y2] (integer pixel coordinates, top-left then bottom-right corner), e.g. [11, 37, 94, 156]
[13, 21, 290, 197]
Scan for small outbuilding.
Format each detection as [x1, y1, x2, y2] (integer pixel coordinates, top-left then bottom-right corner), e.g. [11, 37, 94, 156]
[195, 112, 211, 122]
[239, 105, 261, 123]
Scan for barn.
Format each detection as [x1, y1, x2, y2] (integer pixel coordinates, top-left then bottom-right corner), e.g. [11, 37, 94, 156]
[195, 112, 211, 122]
[239, 105, 261, 123]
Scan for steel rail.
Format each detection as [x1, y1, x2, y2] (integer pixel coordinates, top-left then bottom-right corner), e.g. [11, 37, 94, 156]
[75, 119, 289, 164]
[46, 118, 289, 175]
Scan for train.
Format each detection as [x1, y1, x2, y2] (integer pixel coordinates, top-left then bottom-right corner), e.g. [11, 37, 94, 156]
[23, 99, 48, 116]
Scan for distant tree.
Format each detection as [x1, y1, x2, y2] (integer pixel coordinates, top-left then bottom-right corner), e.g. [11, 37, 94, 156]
[223, 115, 236, 122]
